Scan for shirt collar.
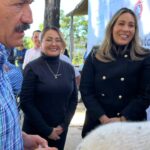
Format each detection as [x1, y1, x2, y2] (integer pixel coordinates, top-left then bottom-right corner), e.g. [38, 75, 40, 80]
[0, 43, 10, 66]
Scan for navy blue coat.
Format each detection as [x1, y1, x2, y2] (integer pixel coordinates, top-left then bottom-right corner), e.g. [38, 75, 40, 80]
[80, 52, 150, 137]
[20, 55, 78, 149]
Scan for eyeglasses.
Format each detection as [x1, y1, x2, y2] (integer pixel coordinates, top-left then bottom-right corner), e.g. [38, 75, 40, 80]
[46, 38, 62, 44]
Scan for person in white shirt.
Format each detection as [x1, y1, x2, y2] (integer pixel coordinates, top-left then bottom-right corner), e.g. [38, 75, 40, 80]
[23, 33, 81, 86]
[23, 30, 41, 69]
[60, 53, 80, 87]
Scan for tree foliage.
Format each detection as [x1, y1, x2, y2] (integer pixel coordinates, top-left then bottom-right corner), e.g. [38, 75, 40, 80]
[60, 10, 88, 50]
[38, 10, 88, 52]
[24, 7, 88, 65]
[23, 37, 33, 49]
[60, 10, 88, 65]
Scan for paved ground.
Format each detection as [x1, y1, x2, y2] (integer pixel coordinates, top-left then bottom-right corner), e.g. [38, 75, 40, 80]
[64, 102, 86, 150]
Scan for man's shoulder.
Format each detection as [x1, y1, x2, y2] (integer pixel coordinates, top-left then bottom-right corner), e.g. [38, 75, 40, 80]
[60, 54, 71, 64]
[25, 48, 35, 55]
[27, 56, 42, 66]
[27, 47, 34, 51]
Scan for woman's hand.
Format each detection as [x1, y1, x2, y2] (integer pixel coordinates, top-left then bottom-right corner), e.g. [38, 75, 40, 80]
[99, 115, 111, 124]
[48, 126, 63, 141]
[109, 117, 121, 122]
[99, 115, 127, 124]
[109, 116, 127, 122]
[55, 125, 64, 135]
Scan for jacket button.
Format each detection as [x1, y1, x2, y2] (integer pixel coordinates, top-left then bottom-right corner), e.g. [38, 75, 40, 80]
[101, 93, 105, 97]
[120, 77, 125, 81]
[118, 95, 122, 99]
[117, 112, 120, 116]
[102, 76, 106, 80]
[124, 54, 128, 58]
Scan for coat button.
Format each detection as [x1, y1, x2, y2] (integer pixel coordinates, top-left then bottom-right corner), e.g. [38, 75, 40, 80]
[118, 95, 122, 99]
[102, 76, 106, 80]
[101, 93, 105, 97]
[117, 112, 120, 116]
[120, 77, 125, 81]
[124, 54, 128, 58]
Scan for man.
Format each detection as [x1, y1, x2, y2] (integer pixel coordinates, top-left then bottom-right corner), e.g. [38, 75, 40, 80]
[0, 0, 56, 150]
[15, 44, 27, 70]
[23, 30, 41, 69]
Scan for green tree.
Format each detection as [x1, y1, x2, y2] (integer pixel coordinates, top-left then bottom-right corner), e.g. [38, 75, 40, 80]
[72, 51, 84, 65]
[39, 10, 88, 50]
[23, 37, 33, 49]
[24, 9, 88, 65]
[60, 10, 88, 65]
[60, 10, 88, 48]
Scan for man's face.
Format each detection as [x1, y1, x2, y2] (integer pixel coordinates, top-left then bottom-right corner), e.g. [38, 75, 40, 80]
[32, 32, 41, 48]
[0, 0, 33, 48]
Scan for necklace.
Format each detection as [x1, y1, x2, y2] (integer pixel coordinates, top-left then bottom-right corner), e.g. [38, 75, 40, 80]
[45, 61, 61, 79]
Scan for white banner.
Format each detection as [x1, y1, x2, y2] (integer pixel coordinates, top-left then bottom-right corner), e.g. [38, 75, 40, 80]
[86, 0, 150, 57]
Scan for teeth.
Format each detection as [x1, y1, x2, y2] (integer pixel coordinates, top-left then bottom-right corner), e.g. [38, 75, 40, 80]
[51, 48, 57, 51]
[120, 35, 128, 39]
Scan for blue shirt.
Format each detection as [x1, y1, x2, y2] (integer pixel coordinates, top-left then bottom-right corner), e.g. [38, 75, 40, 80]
[0, 43, 23, 149]
[4, 62, 23, 96]
[15, 48, 27, 64]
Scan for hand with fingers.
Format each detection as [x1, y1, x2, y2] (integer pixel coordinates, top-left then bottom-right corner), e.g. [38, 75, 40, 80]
[48, 127, 63, 141]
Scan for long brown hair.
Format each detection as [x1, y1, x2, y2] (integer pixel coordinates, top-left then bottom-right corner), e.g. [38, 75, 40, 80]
[96, 7, 149, 62]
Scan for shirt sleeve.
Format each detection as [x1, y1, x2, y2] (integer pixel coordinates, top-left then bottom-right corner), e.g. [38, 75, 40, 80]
[22, 50, 30, 69]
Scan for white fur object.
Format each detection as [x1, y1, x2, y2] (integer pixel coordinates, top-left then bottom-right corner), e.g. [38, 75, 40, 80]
[76, 122, 150, 150]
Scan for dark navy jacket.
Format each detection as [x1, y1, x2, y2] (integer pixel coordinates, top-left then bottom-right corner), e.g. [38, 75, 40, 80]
[80, 52, 150, 137]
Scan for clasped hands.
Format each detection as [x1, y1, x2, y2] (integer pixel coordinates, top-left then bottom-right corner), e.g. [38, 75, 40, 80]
[100, 115, 127, 124]
[48, 125, 64, 141]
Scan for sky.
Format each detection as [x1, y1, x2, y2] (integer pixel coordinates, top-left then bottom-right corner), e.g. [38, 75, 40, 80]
[25, 0, 81, 37]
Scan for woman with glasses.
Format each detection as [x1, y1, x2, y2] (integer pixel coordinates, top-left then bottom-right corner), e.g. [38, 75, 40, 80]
[20, 26, 78, 150]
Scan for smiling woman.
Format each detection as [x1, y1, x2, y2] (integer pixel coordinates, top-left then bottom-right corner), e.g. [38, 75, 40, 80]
[40, 27, 66, 57]
[79, 7, 150, 138]
[20, 26, 78, 150]
[112, 13, 135, 46]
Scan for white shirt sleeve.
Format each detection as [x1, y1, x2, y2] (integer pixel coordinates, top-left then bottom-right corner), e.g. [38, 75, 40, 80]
[60, 54, 80, 77]
[74, 67, 80, 77]
[22, 49, 31, 69]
